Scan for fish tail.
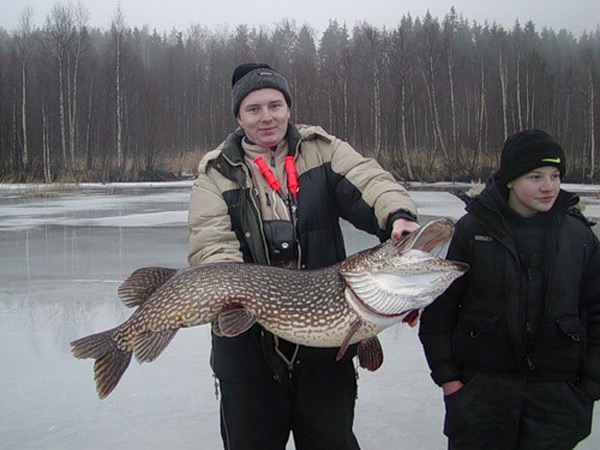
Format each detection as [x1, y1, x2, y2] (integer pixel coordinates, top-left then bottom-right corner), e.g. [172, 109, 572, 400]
[70, 328, 132, 399]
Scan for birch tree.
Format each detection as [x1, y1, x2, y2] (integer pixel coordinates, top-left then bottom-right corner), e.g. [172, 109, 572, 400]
[352, 24, 384, 157]
[67, 2, 89, 169]
[415, 13, 449, 165]
[580, 35, 599, 180]
[111, 5, 126, 172]
[45, 3, 74, 170]
[42, 97, 52, 182]
[493, 25, 510, 141]
[443, 8, 459, 153]
[472, 23, 490, 171]
[389, 16, 415, 179]
[14, 6, 34, 172]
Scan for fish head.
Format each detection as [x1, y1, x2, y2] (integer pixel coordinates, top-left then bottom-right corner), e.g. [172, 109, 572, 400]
[341, 218, 456, 273]
[340, 218, 468, 326]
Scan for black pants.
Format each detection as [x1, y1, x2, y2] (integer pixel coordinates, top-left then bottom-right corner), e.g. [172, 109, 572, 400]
[218, 360, 361, 450]
[444, 374, 594, 450]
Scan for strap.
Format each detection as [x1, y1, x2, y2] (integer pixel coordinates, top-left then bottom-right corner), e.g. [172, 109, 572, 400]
[273, 334, 300, 375]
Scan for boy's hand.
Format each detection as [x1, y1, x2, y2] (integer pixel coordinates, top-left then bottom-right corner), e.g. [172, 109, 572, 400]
[442, 380, 464, 396]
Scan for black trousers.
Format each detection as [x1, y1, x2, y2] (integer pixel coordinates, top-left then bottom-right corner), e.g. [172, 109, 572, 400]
[218, 360, 361, 450]
[444, 373, 594, 450]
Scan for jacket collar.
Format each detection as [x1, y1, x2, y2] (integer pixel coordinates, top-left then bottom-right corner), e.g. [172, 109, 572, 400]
[467, 176, 579, 245]
[221, 122, 302, 166]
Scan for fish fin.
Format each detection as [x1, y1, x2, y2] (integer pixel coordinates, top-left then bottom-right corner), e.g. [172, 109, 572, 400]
[211, 321, 224, 337]
[336, 318, 362, 361]
[70, 328, 132, 399]
[217, 307, 257, 337]
[133, 329, 178, 363]
[358, 336, 384, 371]
[118, 267, 179, 308]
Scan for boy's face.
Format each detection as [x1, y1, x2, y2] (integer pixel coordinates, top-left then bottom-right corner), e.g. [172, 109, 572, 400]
[237, 88, 290, 148]
[506, 166, 561, 217]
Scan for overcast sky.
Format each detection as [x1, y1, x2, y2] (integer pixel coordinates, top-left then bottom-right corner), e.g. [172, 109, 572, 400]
[2, 0, 599, 36]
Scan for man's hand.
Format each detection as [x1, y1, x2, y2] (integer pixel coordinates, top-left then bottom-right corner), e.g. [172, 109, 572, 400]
[391, 218, 420, 240]
[442, 380, 464, 396]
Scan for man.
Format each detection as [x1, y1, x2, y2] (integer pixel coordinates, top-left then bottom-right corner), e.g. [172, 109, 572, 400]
[188, 62, 419, 449]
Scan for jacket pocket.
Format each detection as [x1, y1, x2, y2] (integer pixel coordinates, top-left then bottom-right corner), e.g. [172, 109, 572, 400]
[454, 313, 513, 371]
[533, 316, 586, 377]
[556, 316, 584, 342]
[460, 313, 498, 339]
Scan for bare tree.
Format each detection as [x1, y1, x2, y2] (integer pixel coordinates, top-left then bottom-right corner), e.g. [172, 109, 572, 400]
[112, 5, 126, 172]
[319, 21, 350, 134]
[443, 8, 459, 153]
[472, 23, 490, 172]
[580, 37, 598, 180]
[42, 97, 52, 182]
[586, 68, 596, 180]
[291, 25, 318, 123]
[14, 6, 35, 173]
[0, 8, 599, 183]
[67, 1, 89, 169]
[45, 2, 74, 170]
[389, 16, 416, 179]
[415, 13, 449, 166]
[493, 25, 510, 141]
[354, 24, 384, 157]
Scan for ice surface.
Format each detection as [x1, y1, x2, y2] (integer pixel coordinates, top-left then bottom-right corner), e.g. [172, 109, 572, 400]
[1, 182, 598, 450]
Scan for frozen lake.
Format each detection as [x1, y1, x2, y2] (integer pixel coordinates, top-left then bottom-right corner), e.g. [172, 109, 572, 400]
[1, 181, 599, 449]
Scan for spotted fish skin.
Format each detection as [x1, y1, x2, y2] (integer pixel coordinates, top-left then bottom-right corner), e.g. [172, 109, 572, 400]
[70, 218, 467, 399]
[126, 262, 358, 347]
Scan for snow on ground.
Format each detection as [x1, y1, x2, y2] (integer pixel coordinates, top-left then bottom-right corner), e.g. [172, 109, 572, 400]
[1, 180, 599, 228]
[0, 182, 599, 450]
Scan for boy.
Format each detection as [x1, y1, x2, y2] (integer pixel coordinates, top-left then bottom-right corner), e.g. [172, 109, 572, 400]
[419, 129, 600, 449]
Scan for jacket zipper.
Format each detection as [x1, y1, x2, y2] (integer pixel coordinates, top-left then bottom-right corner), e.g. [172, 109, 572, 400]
[493, 228, 530, 374]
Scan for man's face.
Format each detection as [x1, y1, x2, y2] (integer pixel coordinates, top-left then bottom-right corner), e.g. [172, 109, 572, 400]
[237, 88, 290, 148]
[507, 166, 561, 217]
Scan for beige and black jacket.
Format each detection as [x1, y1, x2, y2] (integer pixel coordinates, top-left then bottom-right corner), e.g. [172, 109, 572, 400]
[187, 122, 418, 381]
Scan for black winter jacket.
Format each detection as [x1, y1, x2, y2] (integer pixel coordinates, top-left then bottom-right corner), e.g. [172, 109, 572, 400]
[419, 179, 600, 400]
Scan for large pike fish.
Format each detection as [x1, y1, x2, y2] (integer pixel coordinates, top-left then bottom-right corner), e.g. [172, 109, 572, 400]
[71, 218, 467, 399]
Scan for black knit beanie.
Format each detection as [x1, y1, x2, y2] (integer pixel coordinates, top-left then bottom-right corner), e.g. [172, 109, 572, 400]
[231, 63, 292, 117]
[495, 129, 566, 186]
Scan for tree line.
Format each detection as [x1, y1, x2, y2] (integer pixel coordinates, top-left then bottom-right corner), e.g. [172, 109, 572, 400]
[1, 3, 599, 183]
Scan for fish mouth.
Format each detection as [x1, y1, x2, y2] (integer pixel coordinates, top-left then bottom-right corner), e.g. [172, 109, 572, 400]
[395, 218, 454, 257]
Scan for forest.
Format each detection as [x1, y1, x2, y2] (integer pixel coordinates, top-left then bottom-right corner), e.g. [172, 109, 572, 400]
[0, 3, 599, 183]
